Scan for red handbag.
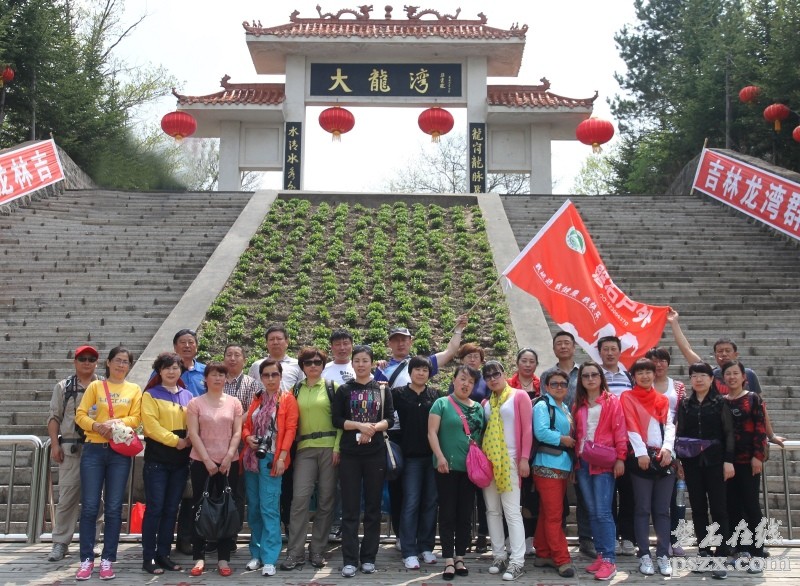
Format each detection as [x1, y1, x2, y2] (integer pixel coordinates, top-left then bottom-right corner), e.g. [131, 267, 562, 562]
[448, 396, 493, 488]
[102, 381, 143, 457]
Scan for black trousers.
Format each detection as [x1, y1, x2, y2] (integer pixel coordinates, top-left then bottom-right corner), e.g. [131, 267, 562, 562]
[190, 460, 240, 562]
[435, 470, 476, 558]
[727, 463, 763, 556]
[684, 462, 730, 555]
[340, 450, 385, 566]
[613, 472, 636, 543]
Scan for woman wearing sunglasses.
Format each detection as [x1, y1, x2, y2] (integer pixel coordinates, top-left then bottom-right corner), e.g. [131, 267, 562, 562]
[481, 360, 532, 582]
[572, 362, 627, 580]
[280, 347, 341, 572]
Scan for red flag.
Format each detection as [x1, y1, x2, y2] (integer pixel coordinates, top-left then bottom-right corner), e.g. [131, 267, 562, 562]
[502, 200, 669, 368]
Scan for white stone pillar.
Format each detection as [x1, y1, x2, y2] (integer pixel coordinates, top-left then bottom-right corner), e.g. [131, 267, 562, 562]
[219, 121, 241, 191]
[466, 57, 488, 193]
[529, 124, 553, 194]
[284, 55, 307, 189]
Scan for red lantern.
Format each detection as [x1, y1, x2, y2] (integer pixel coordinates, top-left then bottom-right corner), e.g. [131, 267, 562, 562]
[738, 85, 760, 104]
[763, 103, 791, 132]
[318, 106, 355, 141]
[160, 111, 197, 141]
[418, 107, 454, 143]
[0, 66, 13, 88]
[793, 126, 800, 144]
[575, 118, 615, 153]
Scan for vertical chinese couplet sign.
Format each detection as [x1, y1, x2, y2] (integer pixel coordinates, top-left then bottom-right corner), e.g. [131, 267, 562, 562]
[692, 148, 800, 242]
[283, 122, 302, 190]
[503, 200, 670, 368]
[469, 123, 486, 194]
[0, 139, 65, 206]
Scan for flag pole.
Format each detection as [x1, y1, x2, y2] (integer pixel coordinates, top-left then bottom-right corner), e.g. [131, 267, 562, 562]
[463, 274, 505, 316]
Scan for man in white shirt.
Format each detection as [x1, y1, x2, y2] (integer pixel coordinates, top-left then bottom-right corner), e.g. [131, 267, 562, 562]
[248, 324, 303, 391]
[321, 329, 356, 385]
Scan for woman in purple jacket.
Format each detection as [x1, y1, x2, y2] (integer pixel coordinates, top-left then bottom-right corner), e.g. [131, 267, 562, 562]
[572, 361, 628, 581]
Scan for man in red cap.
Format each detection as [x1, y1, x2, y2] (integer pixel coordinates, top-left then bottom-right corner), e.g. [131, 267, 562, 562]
[46, 345, 103, 561]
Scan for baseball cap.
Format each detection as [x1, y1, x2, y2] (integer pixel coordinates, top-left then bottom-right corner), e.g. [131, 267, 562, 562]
[388, 327, 412, 339]
[74, 345, 99, 359]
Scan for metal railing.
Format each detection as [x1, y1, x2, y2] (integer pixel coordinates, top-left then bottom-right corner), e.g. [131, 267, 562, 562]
[1, 435, 799, 546]
[0, 436, 45, 543]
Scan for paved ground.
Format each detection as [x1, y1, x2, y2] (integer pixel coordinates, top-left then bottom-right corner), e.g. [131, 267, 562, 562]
[2, 540, 797, 585]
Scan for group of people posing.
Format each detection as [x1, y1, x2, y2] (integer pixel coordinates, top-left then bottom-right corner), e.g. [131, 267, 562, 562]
[45, 310, 781, 581]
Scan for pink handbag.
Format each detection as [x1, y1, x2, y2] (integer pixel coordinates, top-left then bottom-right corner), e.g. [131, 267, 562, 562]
[448, 396, 493, 488]
[581, 439, 617, 468]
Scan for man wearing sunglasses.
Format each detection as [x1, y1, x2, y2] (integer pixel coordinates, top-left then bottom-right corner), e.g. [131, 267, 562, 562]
[46, 345, 103, 562]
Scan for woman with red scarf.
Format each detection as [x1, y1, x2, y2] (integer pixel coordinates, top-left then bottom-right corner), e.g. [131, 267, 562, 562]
[620, 359, 675, 577]
[241, 359, 299, 577]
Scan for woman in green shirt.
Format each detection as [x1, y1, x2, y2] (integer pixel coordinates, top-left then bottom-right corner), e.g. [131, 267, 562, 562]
[428, 365, 485, 580]
[279, 347, 341, 572]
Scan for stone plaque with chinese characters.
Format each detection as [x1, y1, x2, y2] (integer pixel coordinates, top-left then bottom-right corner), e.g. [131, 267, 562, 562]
[283, 122, 302, 190]
[469, 123, 486, 194]
[310, 63, 462, 97]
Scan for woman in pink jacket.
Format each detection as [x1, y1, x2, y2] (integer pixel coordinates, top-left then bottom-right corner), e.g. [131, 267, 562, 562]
[572, 361, 628, 581]
[480, 360, 533, 582]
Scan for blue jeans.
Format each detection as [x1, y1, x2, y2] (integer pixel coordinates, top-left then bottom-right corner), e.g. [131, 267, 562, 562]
[79, 443, 132, 561]
[244, 454, 283, 565]
[576, 459, 617, 562]
[399, 456, 438, 558]
[142, 459, 189, 560]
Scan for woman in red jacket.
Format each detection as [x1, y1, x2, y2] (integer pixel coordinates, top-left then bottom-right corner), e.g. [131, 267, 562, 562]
[241, 359, 299, 577]
[572, 362, 627, 581]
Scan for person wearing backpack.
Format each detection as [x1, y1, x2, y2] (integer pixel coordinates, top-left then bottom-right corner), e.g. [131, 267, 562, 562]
[531, 368, 576, 578]
[481, 360, 533, 582]
[572, 362, 627, 581]
[279, 347, 341, 572]
[46, 345, 103, 562]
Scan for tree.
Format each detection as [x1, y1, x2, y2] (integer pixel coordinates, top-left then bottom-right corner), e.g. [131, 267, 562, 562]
[572, 151, 617, 195]
[0, 0, 181, 189]
[384, 133, 529, 194]
[610, 0, 800, 194]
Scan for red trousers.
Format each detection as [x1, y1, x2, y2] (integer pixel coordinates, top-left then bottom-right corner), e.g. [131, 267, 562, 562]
[533, 475, 570, 566]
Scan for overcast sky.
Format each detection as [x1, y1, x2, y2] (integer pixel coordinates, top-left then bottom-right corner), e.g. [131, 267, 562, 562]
[115, 1, 637, 192]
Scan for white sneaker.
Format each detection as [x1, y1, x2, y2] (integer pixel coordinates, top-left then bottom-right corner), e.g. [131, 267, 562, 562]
[404, 556, 420, 569]
[342, 564, 357, 577]
[421, 551, 437, 564]
[656, 555, 672, 576]
[361, 562, 376, 574]
[262, 564, 276, 576]
[621, 540, 636, 556]
[245, 558, 261, 571]
[639, 554, 655, 575]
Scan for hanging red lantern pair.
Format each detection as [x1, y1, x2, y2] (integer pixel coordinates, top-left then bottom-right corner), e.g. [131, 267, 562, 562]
[763, 103, 791, 132]
[161, 111, 197, 141]
[319, 106, 355, 141]
[576, 118, 615, 153]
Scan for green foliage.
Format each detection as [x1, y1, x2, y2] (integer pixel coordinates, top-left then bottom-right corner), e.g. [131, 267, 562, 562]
[611, 0, 800, 193]
[0, 0, 181, 189]
[196, 200, 516, 381]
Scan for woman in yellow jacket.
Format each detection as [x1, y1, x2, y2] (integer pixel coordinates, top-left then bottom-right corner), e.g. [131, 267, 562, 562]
[74, 346, 142, 581]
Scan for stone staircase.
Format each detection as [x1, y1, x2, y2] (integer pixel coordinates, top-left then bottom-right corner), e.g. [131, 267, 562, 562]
[0, 188, 253, 532]
[500, 192, 800, 531]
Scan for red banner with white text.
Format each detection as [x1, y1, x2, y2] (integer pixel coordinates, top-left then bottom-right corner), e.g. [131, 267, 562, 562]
[503, 200, 669, 368]
[0, 139, 65, 206]
[692, 148, 800, 242]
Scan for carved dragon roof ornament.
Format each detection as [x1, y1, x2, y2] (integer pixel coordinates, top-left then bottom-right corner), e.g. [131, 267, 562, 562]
[269, 5, 525, 30]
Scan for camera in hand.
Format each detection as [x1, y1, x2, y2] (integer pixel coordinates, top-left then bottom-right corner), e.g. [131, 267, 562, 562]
[254, 436, 270, 459]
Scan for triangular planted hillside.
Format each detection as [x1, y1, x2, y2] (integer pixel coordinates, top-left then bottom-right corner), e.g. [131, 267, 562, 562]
[196, 197, 516, 381]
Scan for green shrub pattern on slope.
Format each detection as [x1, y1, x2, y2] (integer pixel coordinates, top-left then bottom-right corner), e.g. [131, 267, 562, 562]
[197, 199, 516, 381]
